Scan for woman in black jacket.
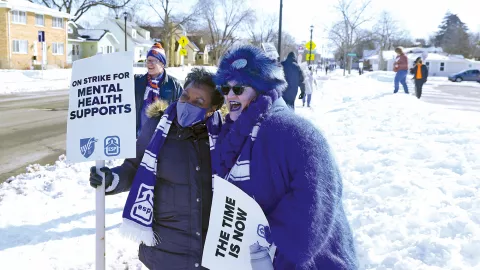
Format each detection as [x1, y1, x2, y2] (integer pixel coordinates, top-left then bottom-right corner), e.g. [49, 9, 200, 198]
[410, 57, 429, 99]
[89, 68, 224, 270]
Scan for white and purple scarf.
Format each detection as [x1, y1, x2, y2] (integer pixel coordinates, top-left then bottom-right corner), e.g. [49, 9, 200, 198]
[120, 102, 222, 246]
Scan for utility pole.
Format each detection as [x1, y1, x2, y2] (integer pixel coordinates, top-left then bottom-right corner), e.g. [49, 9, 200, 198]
[308, 25, 313, 66]
[123, 12, 128, 51]
[277, 0, 283, 61]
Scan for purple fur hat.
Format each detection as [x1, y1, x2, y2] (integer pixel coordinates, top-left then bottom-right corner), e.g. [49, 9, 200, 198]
[214, 45, 287, 94]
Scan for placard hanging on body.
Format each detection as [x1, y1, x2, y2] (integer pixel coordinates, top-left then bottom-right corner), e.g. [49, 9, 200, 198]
[202, 176, 276, 270]
[66, 51, 136, 163]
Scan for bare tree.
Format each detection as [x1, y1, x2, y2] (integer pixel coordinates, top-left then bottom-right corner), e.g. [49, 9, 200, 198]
[328, 0, 372, 74]
[196, 0, 255, 65]
[248, 13, 278, 47]
[30, 0, 132, 22]
[373, 11, 409, 70]
[140, 0, 199, 66]
[272, 32, 297, 61]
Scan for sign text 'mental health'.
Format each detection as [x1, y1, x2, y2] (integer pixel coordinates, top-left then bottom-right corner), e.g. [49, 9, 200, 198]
[70, 72, 132, 120]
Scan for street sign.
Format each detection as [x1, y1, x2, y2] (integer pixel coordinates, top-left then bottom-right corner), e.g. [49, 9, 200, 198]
[261, 42, 279, 60]
[305, 41, 316, 51]
[298, 46, 304, 53]
[347, 53, 357, 57]
[179, 48, 187, 56]
[178, 36, 189, 48]
[306, 54, 315, 61]
[38, 31, 45, 42]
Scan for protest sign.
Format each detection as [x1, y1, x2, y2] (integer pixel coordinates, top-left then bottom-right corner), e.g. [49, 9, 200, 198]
[66, 51, 136, 163]
[202, 176, 275, 270]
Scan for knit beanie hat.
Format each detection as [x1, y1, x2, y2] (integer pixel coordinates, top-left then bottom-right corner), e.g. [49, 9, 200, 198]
[214, 45, 287, 94]
[147, 43, 167, 65]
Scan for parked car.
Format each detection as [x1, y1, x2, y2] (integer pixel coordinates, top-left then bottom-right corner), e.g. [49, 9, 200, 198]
[448, 69, 480, 82]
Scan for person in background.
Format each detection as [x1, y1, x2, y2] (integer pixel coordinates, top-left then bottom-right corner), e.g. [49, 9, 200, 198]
[393, 46, 409, 94]
[410, 57, 428, 99]
[90, 68, 224, 270]
[303, 66, 317, 107]
[134, 42, 183, 135]
[212, 45, 358, 269]
[281, 52, 306, 110]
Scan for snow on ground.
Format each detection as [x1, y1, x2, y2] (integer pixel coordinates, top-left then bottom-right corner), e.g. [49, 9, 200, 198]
[1, 70, 480, 269]
[0, 66, 214, 95]
[363, 70, 480, 88]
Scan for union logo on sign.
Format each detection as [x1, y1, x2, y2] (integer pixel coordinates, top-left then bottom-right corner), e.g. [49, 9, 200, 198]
[80, 137, 97, 158]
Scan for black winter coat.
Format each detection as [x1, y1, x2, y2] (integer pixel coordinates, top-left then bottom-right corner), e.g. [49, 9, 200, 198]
[410, 65, 429, 83]
[134, 71, 183, 134]
[281, 52, 306, 102]
[108, 107, 213, 270]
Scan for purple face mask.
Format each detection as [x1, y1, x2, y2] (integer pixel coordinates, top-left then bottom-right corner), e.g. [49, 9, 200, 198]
[176, 102, 207, 127]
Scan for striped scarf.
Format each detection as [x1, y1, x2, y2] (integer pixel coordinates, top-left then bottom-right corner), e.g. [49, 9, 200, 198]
[120, 102, 222, 246]
[210, 90, 279, 182]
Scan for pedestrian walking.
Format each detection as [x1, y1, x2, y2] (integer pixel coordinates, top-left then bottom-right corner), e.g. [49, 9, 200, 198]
[281, 52, 306, 110]
[393, 46, 409, 94]
[410, 57, 428, 99]
[212, 45, 358, 270]
[303, 66, 317, 107]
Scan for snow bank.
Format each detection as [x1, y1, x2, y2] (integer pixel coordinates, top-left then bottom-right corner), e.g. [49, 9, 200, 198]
[1, 70, 480, 269]
[0, 66, 217, 95]
[297, 78, 480, 269]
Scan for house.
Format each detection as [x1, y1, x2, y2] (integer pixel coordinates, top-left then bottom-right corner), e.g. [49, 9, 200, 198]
[96, 18, 152, 62]
[67, 21, 119, 64]
[0, 0, 71, 69]
[188, 35, 210, 65]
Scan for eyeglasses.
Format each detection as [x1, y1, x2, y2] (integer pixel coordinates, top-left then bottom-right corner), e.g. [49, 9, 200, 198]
[218, 85, 247, 96]
[146, 59, 161, 65]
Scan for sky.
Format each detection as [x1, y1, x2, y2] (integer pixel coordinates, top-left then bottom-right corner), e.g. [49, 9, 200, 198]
[80, 0, 480, 56]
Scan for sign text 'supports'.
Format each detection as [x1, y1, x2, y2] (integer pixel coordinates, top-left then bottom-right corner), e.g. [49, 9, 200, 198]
[70, 72, 132, 120]
[215, 196, 248, 258]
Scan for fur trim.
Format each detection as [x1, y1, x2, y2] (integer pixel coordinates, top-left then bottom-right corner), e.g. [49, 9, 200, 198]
[214, 45, 287, 93]
[146, 100, 169, 118]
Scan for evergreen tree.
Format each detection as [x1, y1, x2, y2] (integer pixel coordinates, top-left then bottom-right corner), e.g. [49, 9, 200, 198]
[433, 12, 470, 57]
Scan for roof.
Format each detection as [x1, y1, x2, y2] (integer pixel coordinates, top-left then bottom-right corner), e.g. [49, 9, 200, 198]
[67, 21, 85, 41]
[78, 29, 108, 41]
[187, 35, 207, 52]
[0, 0, 71, 18]
[114, 19, 151, 47]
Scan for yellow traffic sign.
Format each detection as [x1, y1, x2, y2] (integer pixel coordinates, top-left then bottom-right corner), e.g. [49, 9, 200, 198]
[306, 54, 315, 61]
[179, 48, 188, 56]
[305, 41, 316, 51]
[178, 36, 189, 48]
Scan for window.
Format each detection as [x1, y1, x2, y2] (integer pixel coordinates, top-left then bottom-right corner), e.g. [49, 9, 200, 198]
[35, 14, 44, 26]
[132, 29, 137, 38]
[107, 46, 113, 53]
[52, 42, 64, 55]
[12, 10, 27, 24]
[12, 40, 28, 54]
[75, 45, 80, 55]
[52, 17, 64, 28]
[440, 62, 445, 72]
[68, 27, 73, 34]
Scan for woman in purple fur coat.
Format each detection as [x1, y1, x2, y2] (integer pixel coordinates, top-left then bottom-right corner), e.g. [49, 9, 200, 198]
[210, 45, 358, 270]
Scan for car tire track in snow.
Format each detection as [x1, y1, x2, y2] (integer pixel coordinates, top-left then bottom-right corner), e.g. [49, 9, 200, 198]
[0, 90, 68, 183]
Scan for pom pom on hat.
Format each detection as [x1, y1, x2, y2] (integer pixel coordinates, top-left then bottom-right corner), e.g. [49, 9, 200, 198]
[147, 42, 167, 65]
[214, 45, 287, 94]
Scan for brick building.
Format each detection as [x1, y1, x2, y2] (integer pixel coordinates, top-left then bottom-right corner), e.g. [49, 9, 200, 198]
[0, 0, 70, 69]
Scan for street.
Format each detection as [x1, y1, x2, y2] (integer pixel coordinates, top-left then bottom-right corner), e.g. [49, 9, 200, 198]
[1, 80, 479, 183]
[411, 80, 480, 112]
[0, 90, 68, 182]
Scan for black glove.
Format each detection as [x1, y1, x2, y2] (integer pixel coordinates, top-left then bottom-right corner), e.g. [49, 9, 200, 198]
[298, 92, 305, 99]
[89, 166, 113, 189]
